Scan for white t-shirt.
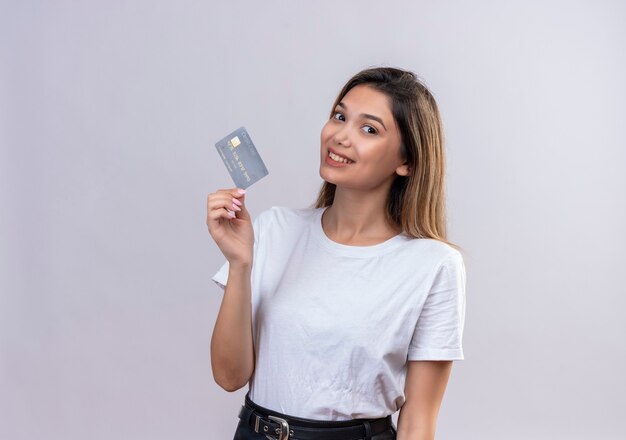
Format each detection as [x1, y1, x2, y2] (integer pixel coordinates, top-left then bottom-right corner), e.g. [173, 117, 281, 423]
[212, 206, 466, 420]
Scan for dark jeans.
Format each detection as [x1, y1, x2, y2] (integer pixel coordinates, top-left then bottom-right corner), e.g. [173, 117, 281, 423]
[233, 418, 397, 439]
[233, 393, 397, 440]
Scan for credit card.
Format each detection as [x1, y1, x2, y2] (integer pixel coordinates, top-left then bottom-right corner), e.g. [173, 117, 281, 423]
[214, 126, 269, 189]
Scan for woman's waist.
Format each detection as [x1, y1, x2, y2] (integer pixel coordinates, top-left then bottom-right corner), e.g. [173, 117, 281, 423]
[239, 391, 395, 440]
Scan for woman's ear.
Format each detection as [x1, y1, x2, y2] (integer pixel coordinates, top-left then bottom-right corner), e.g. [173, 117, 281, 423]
[395, 162, 411, 176]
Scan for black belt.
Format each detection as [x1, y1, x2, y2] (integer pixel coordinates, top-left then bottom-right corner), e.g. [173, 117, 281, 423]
[238, 392, 393, 440]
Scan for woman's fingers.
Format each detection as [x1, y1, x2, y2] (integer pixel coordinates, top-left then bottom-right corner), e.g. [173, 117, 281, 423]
[208, 189, 245, 209]
[208, 195, 242, 213]
[207, 207, 236, 222]
[206, 188, 249, 227]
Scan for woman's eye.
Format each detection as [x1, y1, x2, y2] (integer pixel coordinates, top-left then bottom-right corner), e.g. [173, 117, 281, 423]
[362, 125, 377, 135]
[333, 112, 345, 121]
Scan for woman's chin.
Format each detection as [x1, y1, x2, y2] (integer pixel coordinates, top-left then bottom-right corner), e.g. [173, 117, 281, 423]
[319, 167, 338, 185]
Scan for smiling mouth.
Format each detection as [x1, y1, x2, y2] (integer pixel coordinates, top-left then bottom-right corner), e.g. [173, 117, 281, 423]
[328, 151, 354, 164]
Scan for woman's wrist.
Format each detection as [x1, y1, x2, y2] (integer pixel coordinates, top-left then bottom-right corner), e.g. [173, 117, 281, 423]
[228, 259, 253, 273]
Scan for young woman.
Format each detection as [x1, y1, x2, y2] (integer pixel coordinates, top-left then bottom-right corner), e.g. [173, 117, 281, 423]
[207, 67, 466, 440]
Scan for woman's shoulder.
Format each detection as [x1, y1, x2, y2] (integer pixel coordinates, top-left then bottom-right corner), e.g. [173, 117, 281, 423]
[401, 236, 464, 267]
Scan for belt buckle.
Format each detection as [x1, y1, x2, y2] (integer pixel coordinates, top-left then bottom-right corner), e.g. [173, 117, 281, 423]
[267, 415, 289, 440]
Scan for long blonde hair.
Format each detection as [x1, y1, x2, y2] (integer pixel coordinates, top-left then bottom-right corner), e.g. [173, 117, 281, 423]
[314, 67, 461, 252]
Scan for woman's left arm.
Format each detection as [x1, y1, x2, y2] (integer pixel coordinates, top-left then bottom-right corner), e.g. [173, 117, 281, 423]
[396, 360, 453, 440]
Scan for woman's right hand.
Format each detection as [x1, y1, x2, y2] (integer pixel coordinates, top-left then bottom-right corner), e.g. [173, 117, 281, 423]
[206, 188, 254, 267]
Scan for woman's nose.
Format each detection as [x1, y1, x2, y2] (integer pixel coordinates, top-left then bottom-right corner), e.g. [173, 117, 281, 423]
[334, 125, 352, 147]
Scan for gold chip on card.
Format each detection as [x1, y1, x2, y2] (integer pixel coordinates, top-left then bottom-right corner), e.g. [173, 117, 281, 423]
[229, 136, 241, 148]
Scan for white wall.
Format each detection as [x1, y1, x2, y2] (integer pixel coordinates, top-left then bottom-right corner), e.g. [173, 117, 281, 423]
[1, 1, 625, 439]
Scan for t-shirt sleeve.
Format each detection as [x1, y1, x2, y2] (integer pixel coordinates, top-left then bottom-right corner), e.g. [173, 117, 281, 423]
[407, 251, 467, 361]
[212, 261, 229, 290]
[211, 211, 264, 290]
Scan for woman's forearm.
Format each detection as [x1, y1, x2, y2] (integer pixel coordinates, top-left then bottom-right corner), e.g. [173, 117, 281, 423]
[397, 401, 438, 440]
[397, 427, 435, 440]
[397, 420, 436, 440]
[210, 262, 255, 391]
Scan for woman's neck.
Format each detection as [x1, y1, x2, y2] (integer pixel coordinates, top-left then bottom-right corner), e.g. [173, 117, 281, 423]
[322, 186, 401, 245]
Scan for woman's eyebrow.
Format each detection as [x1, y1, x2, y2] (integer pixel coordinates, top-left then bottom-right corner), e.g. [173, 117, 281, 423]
[337, 101, 387, 130]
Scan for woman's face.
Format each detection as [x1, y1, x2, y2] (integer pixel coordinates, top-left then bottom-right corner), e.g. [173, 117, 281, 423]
[319, 84, 409, 191]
